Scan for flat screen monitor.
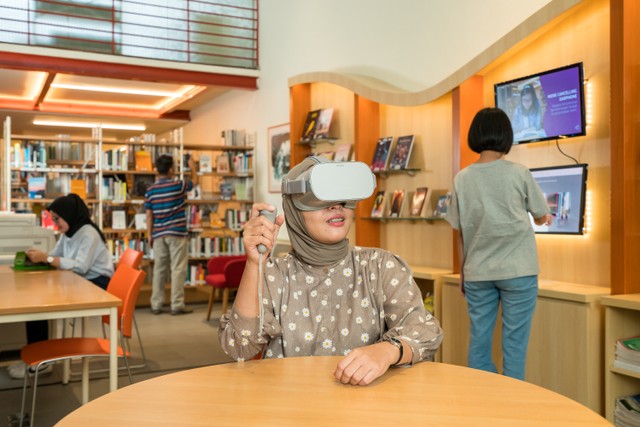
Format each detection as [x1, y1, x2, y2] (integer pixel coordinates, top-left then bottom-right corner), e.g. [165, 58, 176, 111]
[495, 63, 586, 145]
[529, 164, 588, 235]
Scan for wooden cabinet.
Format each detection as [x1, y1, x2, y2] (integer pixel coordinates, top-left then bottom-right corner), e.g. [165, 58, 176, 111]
[601, 294, 640, 422]
[441, 274, 609, 414]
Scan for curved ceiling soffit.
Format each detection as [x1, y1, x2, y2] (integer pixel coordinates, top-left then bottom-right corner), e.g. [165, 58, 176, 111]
[288, 0, 583, 107]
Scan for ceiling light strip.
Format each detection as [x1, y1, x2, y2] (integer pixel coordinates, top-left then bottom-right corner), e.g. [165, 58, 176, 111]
[33, 120, 145, 131]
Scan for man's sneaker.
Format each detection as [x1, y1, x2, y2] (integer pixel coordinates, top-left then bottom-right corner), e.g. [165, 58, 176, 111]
[8, 362, 53, 379]
[171, 307, 194, 316]
[150, 308, 163, 315]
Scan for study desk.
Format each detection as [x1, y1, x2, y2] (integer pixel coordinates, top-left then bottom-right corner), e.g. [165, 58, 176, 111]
[55, 356, 611, 426]
[0, 266, 121, 401]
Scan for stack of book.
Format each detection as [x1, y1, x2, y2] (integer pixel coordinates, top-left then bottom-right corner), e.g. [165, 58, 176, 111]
[614, 336, 640, 372]
[615, 394, 640, 427]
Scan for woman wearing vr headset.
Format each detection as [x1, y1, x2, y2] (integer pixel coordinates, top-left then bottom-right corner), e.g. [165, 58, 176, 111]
[219, 156, 443, 386]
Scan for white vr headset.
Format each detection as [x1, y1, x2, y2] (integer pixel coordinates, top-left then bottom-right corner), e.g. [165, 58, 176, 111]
[281, 157, 377, 211]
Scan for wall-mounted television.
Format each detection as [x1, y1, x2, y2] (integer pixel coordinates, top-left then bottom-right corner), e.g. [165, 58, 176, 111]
[529, 163, 588, 235]
[495, 63, 586, 145]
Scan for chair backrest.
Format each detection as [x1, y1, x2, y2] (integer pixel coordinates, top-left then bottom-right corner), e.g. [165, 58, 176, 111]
[224, 258, 247, 288]
[102, 263, 146, 338]
[206, 255, 246, 275]
[117, 248, 143, 270]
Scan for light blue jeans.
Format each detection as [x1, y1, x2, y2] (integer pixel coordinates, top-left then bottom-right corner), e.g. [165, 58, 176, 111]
[464, 275, 538, 380]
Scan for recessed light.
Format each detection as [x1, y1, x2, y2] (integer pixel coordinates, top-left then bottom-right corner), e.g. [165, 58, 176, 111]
[33, 120, 146, 131]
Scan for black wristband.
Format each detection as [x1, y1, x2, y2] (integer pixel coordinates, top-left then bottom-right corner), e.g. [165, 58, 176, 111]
[388, 337, 404, 366]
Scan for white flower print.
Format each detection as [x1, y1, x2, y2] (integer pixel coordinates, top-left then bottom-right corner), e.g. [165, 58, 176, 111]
[228, 338, 235, 347]
[391, 299, 397, 304]
[266, 349, 273, 357]
[331, 315, 335, 322]
[360, 260, 367, 266]
[267, 275, 275, 282]
[390, 314, 397, 321]
[325, 278, 332, 286]
[295, 347, 300, 352]
[310, 290, 318, 298]
[315, 315, 322, 322]
[282, 304, 288, 312]
[372, 251, 379, 260]
[353, 290, 359, 298]
[304, 332, 314, 341]
[302, 308, 310, 317]
[241, 338, 249, 346]
[321, 300, 328, 306]
[277, 287, 282, 294]
[361, 333, 369, 343]
[341, 328, 349, 336]
[241, 329, 251, 337]
[357, 276, 363, 285]
[344, 349, 352, 356]
[322, 339, 332, 349]
[288, 323, 296, 331]
[361, 298, 370, 308]
[305, 275, 314, 284]
[390, 278, 399, 287]
[370, 272, 377, 280]
[356, 317, 363, 324]
[386, 260, 395, 269]
[336, 289, 343, 296]
[343, 267, 353, 277]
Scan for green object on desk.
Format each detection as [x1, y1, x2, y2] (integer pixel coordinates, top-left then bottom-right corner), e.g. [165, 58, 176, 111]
[13, 251, 55, 271]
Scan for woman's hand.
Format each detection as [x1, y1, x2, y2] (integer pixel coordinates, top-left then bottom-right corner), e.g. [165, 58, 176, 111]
[25, 249, 47, 263]
[534, 214, 553, 226]
[242, 203, 285, 263]
[333, 342, 398, 386]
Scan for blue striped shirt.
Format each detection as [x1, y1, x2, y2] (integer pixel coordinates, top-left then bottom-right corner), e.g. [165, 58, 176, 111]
[144, 178, 193, 240]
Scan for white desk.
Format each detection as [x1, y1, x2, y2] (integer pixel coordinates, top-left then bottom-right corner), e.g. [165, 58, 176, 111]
[0, 266, 121, 401]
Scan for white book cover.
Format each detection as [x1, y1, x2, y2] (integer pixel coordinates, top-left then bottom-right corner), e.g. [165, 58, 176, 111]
[112, 210, 126, 230]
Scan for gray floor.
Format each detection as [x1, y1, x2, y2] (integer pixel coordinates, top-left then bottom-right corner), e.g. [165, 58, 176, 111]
[0, 302, 234, 427]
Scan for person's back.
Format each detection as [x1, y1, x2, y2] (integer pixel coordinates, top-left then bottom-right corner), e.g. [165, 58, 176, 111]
[145, 154, 198, 316]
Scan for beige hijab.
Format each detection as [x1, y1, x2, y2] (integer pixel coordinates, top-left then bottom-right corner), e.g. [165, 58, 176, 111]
[282, 157, 349, 266]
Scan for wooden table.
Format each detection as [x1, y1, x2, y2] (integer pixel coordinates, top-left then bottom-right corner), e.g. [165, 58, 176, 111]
[0, 266, 121, 401]
[55, 356, 611, 426]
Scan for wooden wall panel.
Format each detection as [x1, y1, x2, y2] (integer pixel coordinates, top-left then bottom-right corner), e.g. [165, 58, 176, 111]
[610, 0, 640, 294]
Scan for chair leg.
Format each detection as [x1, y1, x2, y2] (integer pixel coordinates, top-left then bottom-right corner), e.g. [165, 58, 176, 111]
[19, 372, 29, 427]
[131, 315, 148, 368]
[29, 366, 42, 427]
[206, 287, 214, 321]
[121, 331, 134, 384]
[222, 288, 230, 314]
[82, 358, 89, 404]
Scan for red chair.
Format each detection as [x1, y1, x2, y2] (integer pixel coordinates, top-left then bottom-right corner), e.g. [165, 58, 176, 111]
[205, 255, 247, 320]
[117, 247, 143, 270]
[19, 264, 146, 427]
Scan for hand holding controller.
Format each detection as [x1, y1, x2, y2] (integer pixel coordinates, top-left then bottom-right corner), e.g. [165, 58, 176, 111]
[257, 208, 277, 254]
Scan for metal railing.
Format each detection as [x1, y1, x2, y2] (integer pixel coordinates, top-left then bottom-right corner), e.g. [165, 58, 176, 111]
[0, 0, 258, 69]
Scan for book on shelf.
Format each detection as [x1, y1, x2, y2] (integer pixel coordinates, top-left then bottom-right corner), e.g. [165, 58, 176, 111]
[315, 151, 335, 161]
[112, 210, 127, 230]
[199, 153, 213, 173]
[300, 109, 321, 142]
[370, 136, 393, 172]
[432, 192, 452, 218]
[615, 394, 640, 427]
[333, 144, 351, 162]
[314, 108, 334, 140]
[370, 190, 386, 218]
[27, 176, 46, 199]
[389, 135, 415, 170]
[70, 178, 87, 200]
[134, 213, 147, 230]
[220, 182, 234, 200]
[134, 150, 153, 172]
[410, 187, 429, 216]
[133, 174, 155, 198]
[216, 153, 231, 173]
[388, 189, 406, 218]
[614, 336, 640, 371]
[187, 184, 202, 200]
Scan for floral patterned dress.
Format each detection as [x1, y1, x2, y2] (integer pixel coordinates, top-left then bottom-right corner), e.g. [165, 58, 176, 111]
[219, 246, 443, 363]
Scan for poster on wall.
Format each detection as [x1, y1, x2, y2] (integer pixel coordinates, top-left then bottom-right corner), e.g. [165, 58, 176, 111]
[268, 123, 290, 193]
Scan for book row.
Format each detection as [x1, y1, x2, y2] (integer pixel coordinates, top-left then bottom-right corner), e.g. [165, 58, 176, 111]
[11, 139, 96, 168]
[220, 129, 257, 147]
[107, 235, 245, 261]
[300, 108, 334, 143]
[370, 188, 451, 219]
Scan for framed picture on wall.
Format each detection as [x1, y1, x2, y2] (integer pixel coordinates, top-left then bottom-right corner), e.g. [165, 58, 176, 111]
[268, 123, 290, 193]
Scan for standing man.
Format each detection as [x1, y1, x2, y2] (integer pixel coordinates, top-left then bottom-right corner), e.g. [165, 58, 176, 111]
[145, 154, 198, 315]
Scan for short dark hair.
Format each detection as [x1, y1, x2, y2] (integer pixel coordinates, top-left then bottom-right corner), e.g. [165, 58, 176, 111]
[156, 154, 174, 174]
[468, 107, 514, 154]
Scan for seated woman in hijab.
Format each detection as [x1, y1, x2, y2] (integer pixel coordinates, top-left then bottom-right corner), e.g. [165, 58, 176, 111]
[7, 193, 114, 379]
[219, 157, 443, 386]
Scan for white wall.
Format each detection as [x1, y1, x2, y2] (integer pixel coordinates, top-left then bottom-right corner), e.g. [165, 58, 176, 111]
[184, 0, 551, 233]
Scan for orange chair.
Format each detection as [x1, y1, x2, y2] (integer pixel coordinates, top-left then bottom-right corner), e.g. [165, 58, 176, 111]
[117, 247, 143, 270]
[19, 264, 146, 427]
[205, 255, 247, 320]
